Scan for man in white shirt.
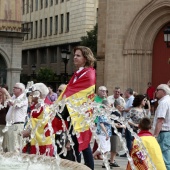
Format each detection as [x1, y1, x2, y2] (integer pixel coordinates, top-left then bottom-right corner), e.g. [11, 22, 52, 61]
[107, 86, 125, 111]
[2, 82, 28, 152]
[153, 84, 170, 170]
[120, 88, 134, 157]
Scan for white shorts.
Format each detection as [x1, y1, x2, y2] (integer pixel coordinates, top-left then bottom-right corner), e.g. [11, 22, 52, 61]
[97, 135, 110, 153]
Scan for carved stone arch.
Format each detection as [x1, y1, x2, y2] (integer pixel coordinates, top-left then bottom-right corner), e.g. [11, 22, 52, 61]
[0, 48, 10, 68]
[123, 0, 170, 55]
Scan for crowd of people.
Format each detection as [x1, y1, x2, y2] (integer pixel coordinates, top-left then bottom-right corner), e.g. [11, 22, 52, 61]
[0, 46, 170, 170]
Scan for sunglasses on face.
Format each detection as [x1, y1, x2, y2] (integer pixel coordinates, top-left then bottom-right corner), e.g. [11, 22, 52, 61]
[156, 89, 163, 92]
[57, 89, 62, 93]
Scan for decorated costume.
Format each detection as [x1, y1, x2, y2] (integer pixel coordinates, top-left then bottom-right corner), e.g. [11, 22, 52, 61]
[23, 98, 55, 156]
[126, 130, 166, 170]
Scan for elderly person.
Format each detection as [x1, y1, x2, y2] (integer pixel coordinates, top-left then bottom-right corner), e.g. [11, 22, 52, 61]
[153, 84, 170, 170]
[109, 100, 126, 167]
[1, 83, 28, 152]
[107, 86, 125, 111]
[22, 83, 54, 156]
[120, 88, 134, 157]
[56, 46, 96, 170]
[93, 86, 107, 159]
[95, 86, 107, 103]
[56, 84, 67, 97]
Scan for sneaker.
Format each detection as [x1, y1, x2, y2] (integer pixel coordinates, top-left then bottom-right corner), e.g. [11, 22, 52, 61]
[110, 161, 120, 167]
[120, 153, 127, 157]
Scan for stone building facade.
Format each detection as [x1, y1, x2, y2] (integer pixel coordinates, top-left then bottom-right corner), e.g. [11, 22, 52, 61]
[97, 0, 170, 94]
[22, 0, 98, 86]
[0, 0, 24, 92]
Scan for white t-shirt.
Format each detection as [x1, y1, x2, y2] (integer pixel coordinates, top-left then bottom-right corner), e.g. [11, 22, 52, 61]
[107, 95, 126, 110]
[153, 95, 170, 131]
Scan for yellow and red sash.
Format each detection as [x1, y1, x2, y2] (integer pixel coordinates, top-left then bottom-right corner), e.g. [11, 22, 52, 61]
[55, 67, 96, 151]
[126, 130, 166, 170]
[23, 98, 54, 156]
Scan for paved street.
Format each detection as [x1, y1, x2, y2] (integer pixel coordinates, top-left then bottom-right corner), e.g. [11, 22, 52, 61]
[94, 156, 128, 170]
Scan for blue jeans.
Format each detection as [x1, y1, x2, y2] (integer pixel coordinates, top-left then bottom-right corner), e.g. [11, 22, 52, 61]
[158, 132, 170, 170]
[125, 128, 132, 152]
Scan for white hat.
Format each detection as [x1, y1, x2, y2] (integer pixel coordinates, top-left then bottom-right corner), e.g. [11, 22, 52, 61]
[157, 84, 170, 95]
[32, 83, 49, 99]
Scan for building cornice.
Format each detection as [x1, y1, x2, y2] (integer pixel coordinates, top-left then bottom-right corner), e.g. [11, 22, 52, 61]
[0, 31, 25, 38]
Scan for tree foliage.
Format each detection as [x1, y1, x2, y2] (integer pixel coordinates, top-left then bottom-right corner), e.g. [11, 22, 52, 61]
[80, 24, 98, 55]
[36, 67, 56, 82]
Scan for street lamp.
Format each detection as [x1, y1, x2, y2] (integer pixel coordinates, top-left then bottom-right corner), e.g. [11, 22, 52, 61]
[31, 64, 36, 78]
[61, 49, 71, 83]
[164, 26, 170, 48]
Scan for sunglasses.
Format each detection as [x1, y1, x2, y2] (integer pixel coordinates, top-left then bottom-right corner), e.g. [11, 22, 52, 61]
[156, 89, 163, 92]
[57, 89, 62, 93]
[13, 87, 20, 89]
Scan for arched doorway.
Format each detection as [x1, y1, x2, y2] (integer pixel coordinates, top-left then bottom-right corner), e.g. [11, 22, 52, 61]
[152, 23, 170, 87]
[0, 54, 7, 85]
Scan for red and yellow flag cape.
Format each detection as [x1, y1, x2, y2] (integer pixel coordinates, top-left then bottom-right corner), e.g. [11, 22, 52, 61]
[126, 130, 166, 170]
[55, 67, 96, 151]
[23, 98, 54, 156]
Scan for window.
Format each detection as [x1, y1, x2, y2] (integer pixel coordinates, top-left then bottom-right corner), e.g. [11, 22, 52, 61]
[40, 0, 43, 9]
[41, 49, 47, 64]
[50, 0, 53, 6]
[25, 23, 28, 40]
[31, 0, 33, 12]
[50, 17, 53, 35]
[96, 8, 98, 23]
[26, 0, 29, 13]
[66, 12, 69, 32]
[50, 47, 57, 63]
[35, 0, 38, 11]
[30, 22, 33, 39]
[22, 0, 25, 14]
[45, 0, 48, 8]
[55, 15, 58, 34]
[35, 21, 38, 38]
[56, 0, 58, 4]
[60, 14, 63, 33]
[45, 18, 47, 36]
[22, 51, 28, 65]
[40, 19, 42, 37]
[30, 50, 37, 64]
[60, 0, 64, 3]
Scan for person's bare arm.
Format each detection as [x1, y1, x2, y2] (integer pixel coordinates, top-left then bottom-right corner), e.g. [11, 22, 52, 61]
[154, 118, 164, 137]
[0, 88, 11, 100]
[123, 107, 131, 112]
[100, 123, 109, 140]
[128, 121, 138, 128]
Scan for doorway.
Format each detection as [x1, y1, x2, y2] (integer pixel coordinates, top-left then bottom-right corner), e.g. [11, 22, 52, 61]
[152, 24, 170, 88]
[0, 54, 7, 85]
